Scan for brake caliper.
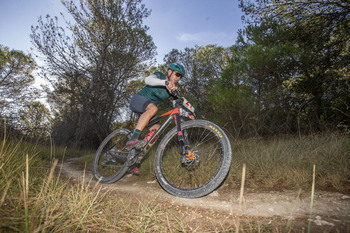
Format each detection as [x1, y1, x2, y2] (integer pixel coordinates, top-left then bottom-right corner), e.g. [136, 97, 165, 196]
[181, 148, 200, 167]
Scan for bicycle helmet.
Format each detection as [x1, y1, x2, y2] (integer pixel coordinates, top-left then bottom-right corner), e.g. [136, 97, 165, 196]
[167, 63, 185, 77]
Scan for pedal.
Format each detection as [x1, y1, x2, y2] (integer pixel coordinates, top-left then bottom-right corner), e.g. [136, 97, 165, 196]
[127, 149, 138, 166]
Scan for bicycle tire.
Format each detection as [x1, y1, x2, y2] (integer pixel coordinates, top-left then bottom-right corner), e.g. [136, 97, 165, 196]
[154, 120, 232, 198]
[92, 129, 131, 183]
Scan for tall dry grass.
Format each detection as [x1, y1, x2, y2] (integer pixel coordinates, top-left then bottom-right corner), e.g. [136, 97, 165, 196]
[74, 131, 350, 208]
[0, 137, 248, 232]
[1, 132, 348, 232]
[227, 133, 350, 193]
[77, 132, 349, 193]
[0, 136, 109, 232]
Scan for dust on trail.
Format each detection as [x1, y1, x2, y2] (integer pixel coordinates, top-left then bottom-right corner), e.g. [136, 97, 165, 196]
[60, 159, 350, 229]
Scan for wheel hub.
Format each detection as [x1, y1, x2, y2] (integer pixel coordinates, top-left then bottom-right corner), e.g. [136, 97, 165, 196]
[181, 147, 200, 167]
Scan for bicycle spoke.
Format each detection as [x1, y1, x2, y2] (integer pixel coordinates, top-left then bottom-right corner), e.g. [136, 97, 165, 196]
[189, 127, 220, 149]
[159, 125, 224, 191]
[93, 129, 131, 183]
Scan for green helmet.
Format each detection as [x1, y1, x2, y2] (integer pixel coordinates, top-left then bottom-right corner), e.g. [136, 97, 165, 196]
[167, 63, 185, 77]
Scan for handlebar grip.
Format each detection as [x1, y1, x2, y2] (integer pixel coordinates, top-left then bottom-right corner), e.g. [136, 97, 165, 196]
[170, 89, 181, 98]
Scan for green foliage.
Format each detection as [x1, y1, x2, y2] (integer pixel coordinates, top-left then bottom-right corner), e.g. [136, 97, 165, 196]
[125, 78, 145, 97]
[208, 51, 257, 137]
[19, 0, 349, 143]
[237, 18, 304, 133]
[31, 0, 156, 148]
[210, 85, 256, 137]
[0, 45, 36, 97]
[19, 101, 52, 138]
[0, 45, 46, 137]
[237, 0, 350, 134]
[163, 45, 233, 118]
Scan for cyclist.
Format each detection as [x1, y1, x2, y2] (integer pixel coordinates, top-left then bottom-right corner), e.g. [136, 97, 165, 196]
[126, 63, 194, 175]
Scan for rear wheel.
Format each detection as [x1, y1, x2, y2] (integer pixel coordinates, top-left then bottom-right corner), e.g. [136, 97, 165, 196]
[92, 129, 131, 183]
[154, 120, 232, 198]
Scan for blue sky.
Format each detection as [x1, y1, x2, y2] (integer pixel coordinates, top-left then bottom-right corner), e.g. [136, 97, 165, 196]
[0, 0, 244, 64]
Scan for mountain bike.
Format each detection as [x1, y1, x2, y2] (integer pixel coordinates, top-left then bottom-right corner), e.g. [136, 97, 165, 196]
[92, 90, 232, 198]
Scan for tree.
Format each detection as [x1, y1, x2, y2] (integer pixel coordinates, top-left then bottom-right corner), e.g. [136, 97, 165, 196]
[163, 45, 232, 119]
[209, 64, 256, 137]
[31, 0, 156, 148]
[0, 45, 37, 112]
[240, 18, 306, 133]
[0, 44, 42, 136]
[239, 0, 350, 133]
[19, 101, 52, 138]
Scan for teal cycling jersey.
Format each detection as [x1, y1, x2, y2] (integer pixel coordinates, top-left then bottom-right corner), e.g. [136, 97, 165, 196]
[137, 72, 172, 105]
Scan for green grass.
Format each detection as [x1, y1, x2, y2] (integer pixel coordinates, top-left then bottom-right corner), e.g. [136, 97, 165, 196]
[226, 133, 350, 193]
[78, 132, 350, 194]
[0, 137, 180, 232]
[1, 132, 349, 232]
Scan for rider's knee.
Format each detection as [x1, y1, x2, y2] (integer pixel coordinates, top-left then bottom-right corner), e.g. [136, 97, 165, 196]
[146, 103, 158, 115]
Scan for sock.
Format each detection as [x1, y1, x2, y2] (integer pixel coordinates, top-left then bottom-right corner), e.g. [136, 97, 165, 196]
[130, 129, 141, 140]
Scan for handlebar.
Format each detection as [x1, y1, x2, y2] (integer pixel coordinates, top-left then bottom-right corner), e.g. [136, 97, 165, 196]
[170, 89, 181, 98]
[170, 89, 195, 114]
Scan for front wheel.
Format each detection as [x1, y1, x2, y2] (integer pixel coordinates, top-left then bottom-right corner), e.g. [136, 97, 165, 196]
[92, 129, 131, 183]
[154, 120, 232, 198]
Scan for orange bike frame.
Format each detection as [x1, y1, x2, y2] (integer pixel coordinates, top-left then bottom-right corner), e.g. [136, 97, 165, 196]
[142, 107, 186, 155]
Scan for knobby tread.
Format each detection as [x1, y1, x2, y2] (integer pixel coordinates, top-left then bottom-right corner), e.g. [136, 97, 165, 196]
[154, 120, 232, 198]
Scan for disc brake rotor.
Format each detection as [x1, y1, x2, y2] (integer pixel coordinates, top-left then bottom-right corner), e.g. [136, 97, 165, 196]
[181, 147, 200, 167]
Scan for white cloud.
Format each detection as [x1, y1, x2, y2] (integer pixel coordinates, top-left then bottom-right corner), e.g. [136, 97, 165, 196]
[176, 31, 234, 45]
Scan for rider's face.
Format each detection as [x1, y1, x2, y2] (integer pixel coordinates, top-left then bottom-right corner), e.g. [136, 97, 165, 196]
[168, 70, 182, 83]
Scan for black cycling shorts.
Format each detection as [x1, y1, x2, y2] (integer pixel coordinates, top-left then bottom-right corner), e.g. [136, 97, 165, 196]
[129, 94, 159, 128]
[130, 94, 152, 113]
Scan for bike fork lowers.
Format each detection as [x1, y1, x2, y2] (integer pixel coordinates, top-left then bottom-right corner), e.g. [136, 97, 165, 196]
[174, 113, 188, 155]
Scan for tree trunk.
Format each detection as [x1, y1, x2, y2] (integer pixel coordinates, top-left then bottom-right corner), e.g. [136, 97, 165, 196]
[274, 73, 291, 132]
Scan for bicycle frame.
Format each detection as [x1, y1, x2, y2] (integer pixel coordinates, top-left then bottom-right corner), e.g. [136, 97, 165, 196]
[139, 106, 188, 156]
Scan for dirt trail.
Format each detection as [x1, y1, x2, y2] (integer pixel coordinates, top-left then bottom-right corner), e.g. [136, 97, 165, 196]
[60, 159, 350, 230]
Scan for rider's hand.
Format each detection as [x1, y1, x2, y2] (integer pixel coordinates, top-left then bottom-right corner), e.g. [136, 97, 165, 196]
[165, 81, 177, 92]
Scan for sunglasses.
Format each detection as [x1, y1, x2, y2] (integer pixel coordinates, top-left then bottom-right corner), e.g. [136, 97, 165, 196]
[175, 72, 183, 78]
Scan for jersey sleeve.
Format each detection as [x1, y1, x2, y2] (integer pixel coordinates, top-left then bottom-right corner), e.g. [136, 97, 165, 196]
[144, 73, 166, 86]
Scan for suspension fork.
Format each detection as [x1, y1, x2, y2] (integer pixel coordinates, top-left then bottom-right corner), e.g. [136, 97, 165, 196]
[182, 122, 190, 149]
[174, 113, 187, 155]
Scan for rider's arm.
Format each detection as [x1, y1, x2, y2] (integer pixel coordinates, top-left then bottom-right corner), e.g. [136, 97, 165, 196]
[145, 74, 167, 86]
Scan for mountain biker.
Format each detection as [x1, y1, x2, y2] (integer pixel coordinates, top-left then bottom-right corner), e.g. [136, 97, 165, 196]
[126, 63, 195, 175]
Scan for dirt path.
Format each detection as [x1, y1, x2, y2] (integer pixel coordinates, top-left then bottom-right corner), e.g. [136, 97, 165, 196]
[60, 159, 350, 231]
